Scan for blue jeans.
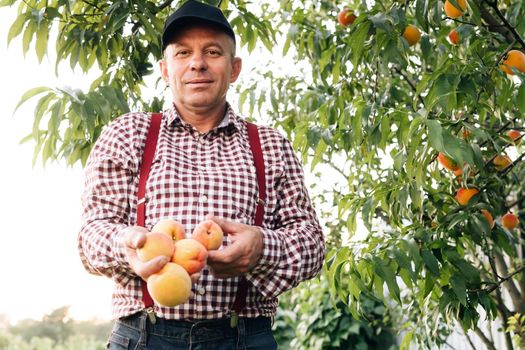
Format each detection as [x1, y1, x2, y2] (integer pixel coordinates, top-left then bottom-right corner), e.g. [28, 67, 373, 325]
[106, 312, 278, 349]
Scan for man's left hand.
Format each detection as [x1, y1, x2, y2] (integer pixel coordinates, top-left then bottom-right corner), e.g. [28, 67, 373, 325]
[206, 215, 263, 278]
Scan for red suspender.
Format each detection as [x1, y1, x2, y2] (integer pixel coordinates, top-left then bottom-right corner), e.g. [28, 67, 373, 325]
[231, 122, 266, 316]
[137, 112, 162, 309]
[246, 122, 266, 226]
[137, 117, 265, 315]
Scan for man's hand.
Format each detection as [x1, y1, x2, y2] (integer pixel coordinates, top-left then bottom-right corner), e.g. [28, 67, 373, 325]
[122, 226, 168, 281]
[206, 215, 263, 278]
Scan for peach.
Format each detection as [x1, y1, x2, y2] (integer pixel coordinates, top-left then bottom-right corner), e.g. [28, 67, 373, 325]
[192, 219, 224, 250]
[493, 155, 512, 170]
[152, 219, 185, 241]
[481, 209, 495, 229]
[147, 263, 192, 307]
[444, 0, 467, 18]
[501, 212, 519, 230]
[455, 187, 479, 206]
[137, 232, 175, 262]
[448, 29, 459, 46]
[507, 130, 521, 145]
[172, 239, 208, 274]
[337, 8, 356, 27]
[438, 152, 460, 171]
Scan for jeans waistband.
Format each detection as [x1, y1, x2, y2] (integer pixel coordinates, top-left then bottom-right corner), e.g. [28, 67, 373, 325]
[118, 312, 272, 337]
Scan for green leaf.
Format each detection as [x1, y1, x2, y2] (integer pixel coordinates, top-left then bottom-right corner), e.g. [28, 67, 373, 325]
[399, 330, 414, 350]
[421, 249, 440, 275]
[7, 12, 28, 45]
[22, 19, 36, 56]
[426, 119, 444, 152]
[35, 19, 49, 63]
[517, 83, 525, 115]
[374, 258, 401, 303]
[415, 0, 429, 32]
[14, 86, 51, 113]
[450, 273, 467, 305]
[351, 21, 371, 74]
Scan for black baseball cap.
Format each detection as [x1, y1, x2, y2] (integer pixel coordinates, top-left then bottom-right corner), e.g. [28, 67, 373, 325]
[162, 0, 236, 51]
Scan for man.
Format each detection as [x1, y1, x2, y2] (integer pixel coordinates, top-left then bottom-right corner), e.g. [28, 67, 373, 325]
[78, 0, 325, 348]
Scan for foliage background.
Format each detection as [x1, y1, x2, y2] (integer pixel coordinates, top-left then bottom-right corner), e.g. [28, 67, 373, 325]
[2, 0, 525, 349]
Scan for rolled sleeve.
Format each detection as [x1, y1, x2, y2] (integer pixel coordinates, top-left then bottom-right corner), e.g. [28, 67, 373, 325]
[246, 133, 325, 298]
[77, 114, 143, 286]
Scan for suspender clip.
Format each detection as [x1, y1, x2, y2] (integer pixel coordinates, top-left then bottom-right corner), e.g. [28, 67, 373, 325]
[145, 306, 157, 324]
[230, 311, 239, 328]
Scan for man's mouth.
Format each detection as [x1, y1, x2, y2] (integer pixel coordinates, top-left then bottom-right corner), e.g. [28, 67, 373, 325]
[187, 79, 213, 85]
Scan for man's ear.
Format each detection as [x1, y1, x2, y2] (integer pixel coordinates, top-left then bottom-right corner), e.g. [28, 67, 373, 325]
[159, 58, 168, 82]
[230, 57, 242, 83]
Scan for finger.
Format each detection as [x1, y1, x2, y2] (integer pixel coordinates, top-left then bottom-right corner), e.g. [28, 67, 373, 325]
[130, 255, 169, 281]
[190, 272, 201, 284]
[206, 215, 246, 234]
[123, 226, 148, 249]
[207, 243, 243, 264]
[207, 265, 238, 279]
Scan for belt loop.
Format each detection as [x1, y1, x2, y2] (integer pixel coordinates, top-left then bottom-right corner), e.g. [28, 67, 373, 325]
[189, 323, 197, 350]
[138, 311, 148, 347]
[236, 317, 246, 350]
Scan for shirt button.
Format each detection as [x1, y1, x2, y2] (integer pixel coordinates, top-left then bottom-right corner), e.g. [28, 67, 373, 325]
[197, 286, 206, 295]
[199, 195, 208, 203]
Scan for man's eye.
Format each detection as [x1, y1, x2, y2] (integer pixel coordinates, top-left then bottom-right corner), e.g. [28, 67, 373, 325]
[207, 50, 221, 56]
[176, 50, 189, 56]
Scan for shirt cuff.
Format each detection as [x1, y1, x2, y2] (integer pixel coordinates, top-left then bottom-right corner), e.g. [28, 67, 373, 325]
[248, 227, 281, 276]
[111, 227, 136, 286]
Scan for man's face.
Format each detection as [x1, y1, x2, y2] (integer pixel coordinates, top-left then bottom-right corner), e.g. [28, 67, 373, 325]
[160, 26, 242, 115]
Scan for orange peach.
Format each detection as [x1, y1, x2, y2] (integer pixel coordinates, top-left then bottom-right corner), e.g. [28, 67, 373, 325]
[137, 232, 175, 262]
[438, 152, 460, 171]
[481, 209, 495, 229]
[448, 29, 459, 45]
[444, 0, 467, 18]
[152, 219, 186, 241]
[337, 8, 356, 27]
[507, 130, 522, 145]
[493, 155, 512, 170]
[147, 263, 192, 307]
[501, 212, 519, 230]
[192, 219, 224, 250]
[455, 187, 479, 206]
[172, 239, 208, 274]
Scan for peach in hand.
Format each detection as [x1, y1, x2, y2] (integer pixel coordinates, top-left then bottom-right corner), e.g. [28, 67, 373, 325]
[137, 232, 175, 262]
[152, 219, 186, 241]
[147, 263, 192, 307]
[192, 219, 224, 250]
[172, 239, 208, 275]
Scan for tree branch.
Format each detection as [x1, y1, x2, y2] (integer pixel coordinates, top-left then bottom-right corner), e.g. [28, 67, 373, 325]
[483, 0, 525, 49]
[495, 252, 524, 313]
[392, 67, 425, 106]
[474, 325, 498, 350]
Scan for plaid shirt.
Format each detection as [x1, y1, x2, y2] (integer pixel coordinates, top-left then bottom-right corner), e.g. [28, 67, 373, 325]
[78, 104, 325, 320]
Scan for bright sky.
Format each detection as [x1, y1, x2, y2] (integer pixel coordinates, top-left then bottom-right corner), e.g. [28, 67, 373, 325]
[0, 7, 113, 323]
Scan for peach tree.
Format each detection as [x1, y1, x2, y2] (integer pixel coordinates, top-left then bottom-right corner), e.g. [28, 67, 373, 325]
[2, 0, 525, 348]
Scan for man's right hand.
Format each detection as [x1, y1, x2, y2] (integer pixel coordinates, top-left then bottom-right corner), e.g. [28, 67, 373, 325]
[122, 226, 169, 281]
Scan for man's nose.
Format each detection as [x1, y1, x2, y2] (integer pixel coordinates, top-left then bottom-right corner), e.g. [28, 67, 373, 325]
[189, 53, 207, 70]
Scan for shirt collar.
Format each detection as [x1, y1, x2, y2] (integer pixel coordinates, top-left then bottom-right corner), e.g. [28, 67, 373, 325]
[164, 103, 243, 133]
